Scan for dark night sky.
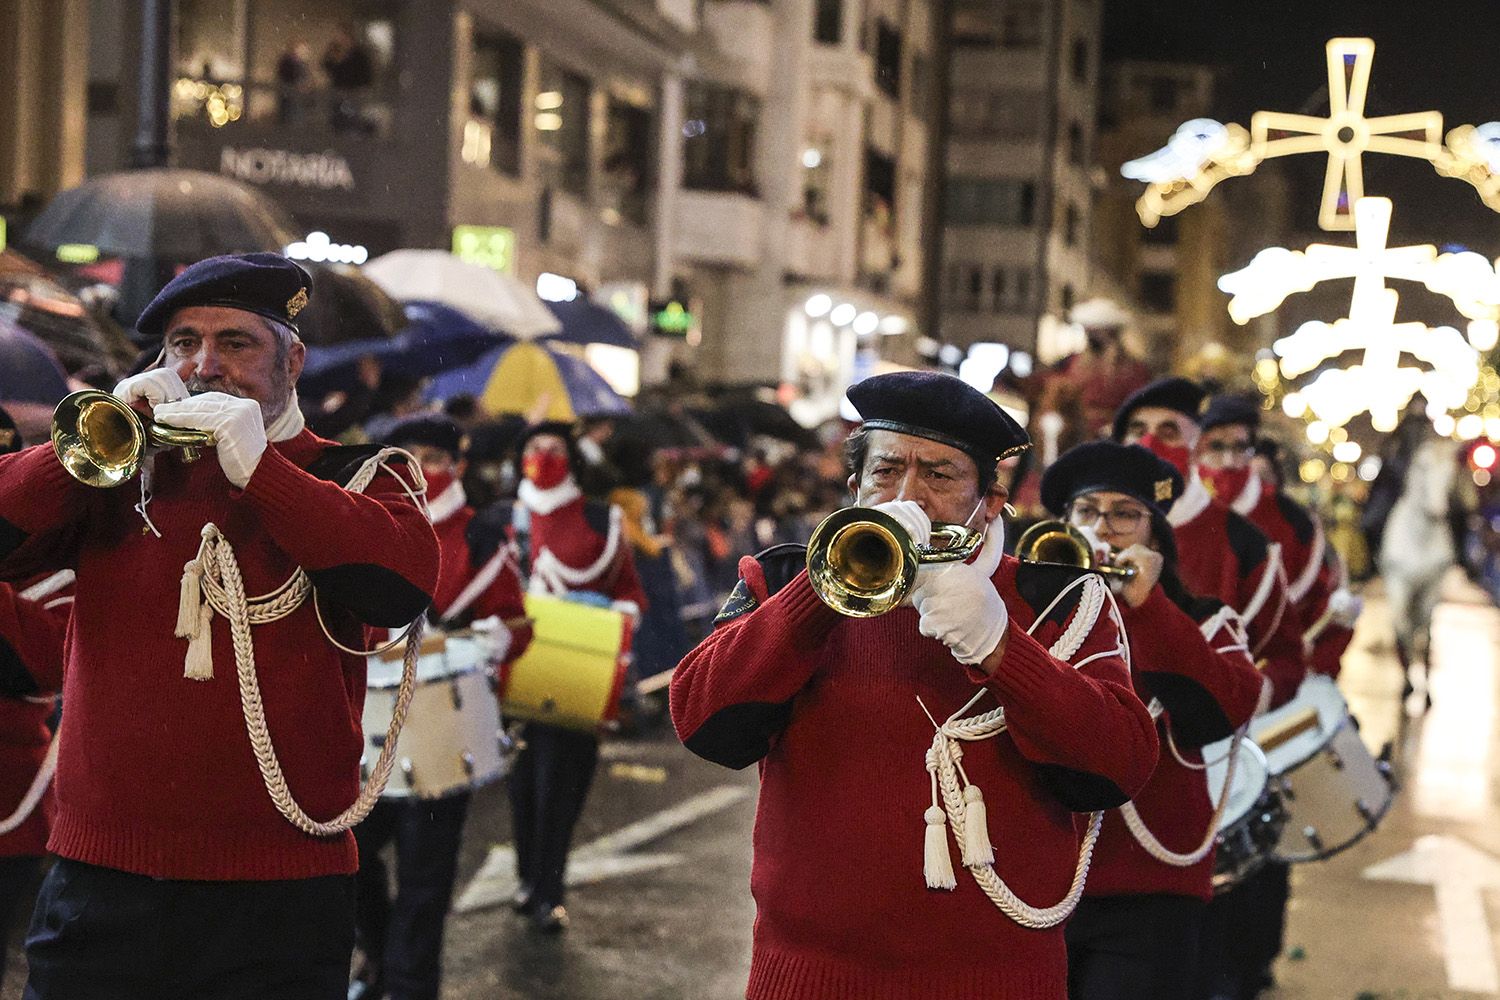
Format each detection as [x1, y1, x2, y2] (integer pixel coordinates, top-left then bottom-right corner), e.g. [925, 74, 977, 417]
[1101, 1, 1500, 251]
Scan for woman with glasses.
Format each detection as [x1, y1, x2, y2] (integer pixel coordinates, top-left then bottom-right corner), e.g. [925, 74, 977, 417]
[1042, 442, 1265, 1000]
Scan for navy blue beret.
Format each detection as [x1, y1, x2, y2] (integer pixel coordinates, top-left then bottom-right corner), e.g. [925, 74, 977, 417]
[1040, 441, 1183, 518]
[1111, 377, 1207, 442]
[1200, 394, 1262, 434]
[381, 414, 464, 457]
[136, 252, 312, 340]
[846, 371, 1029, 473]
[0, 405, 19, 457]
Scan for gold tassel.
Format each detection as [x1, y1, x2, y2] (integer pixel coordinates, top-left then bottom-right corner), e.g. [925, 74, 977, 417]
[175, 560, 202, 639]
[961, 784, 995, 868]
[923, 806, 957, 890]
[183, 603, 214, 680]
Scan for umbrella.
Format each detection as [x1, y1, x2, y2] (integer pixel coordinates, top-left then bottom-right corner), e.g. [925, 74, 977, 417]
[612, 409, 718, 450]
[0, 251, 136, 377]
[0, 317, 71, 406]
[425, 341, 630, 421]
[542, 297, 638, 349]
[690, 397, 820, 450]
[362, 250, 561, 338]
[295, 262, 407, 346]
[299, 300, 512, 396]
[23, 169, 297, 262]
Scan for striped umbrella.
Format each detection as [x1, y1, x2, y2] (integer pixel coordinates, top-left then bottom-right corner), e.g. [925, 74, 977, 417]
[425, 341, 630, 421]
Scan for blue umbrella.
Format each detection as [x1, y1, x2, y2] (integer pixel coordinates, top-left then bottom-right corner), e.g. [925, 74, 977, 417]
[425, 341, 631, 420]
[541, 297, 638, 349]
[299, 300, 512, 396]
[0, 316, 71, 406]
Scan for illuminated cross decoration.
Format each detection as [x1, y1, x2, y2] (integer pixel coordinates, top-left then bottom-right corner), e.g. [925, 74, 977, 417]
[1250, 38, 1444, 230]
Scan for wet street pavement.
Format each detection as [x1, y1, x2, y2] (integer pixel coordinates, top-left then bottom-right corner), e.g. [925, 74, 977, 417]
[7, 573, 1500, 999]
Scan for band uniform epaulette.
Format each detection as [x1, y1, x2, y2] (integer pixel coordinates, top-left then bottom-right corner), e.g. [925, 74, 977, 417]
[465, 501, 512, 569]
[582, 498, 615, 539]
[1273, 491, 1318, 547]
[1013, 559, 1095, 629]
[1224, 509, 1271, 576]
[304, 442, 411, 488]
[713, 543, 808, 627]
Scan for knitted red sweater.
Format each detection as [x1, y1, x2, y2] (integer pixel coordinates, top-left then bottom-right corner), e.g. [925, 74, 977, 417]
[1173, 500, 1306, 708]
[0, 577, 68, 858]
[1085, 586, 1262, 901]
[0, 435, 438, 880]
[672, 554, 1158, 1000]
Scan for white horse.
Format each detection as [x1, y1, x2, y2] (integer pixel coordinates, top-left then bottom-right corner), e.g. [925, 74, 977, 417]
[1377, 437, 1461, 704]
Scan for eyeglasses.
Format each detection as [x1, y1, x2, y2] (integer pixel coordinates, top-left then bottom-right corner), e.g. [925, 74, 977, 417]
[1067, 502, 1148, 532]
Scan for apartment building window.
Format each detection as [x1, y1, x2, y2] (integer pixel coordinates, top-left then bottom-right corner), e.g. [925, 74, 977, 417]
[603, 98, 652, 224]
[949, 89, 1043, 140]
[987, 265, 1033, 313]
[1148, 75, 1181, 113]
[1002, 1, 1045, 49]
[875, 21, 902, 99]
[945, 178, 1036, 227]
[1071, 38, 1090, 83]
[1140, 272, 1177, 312]
[470, 29, 525, 176]
[683, 84, 760, 194]
[951, 1, 1003, 46]
[815, 0, 843, 44]
[537, 62, 590, 195]
[1064, 202, 1080, 245]
[1141, 214, 1180, 245]
[1067, 121, 1085, 164]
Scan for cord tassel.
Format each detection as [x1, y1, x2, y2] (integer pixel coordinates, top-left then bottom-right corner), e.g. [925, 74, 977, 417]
[175, 560, 202, 638]
[183, 602, 214, 680]
[961, 784, 995, 868]
[924, 806, 957, 890]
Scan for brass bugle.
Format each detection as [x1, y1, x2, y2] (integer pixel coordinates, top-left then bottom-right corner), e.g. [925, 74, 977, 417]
[51, 389, 215, 489]
[1014, 520, 1137, 579]
[806, 506, 984, 617]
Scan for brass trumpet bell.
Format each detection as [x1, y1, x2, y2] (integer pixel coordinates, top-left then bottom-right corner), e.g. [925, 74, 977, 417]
[806, 506, 984, 617]
[1014, 520, 1137, 579]
[51, 390, 214, 488]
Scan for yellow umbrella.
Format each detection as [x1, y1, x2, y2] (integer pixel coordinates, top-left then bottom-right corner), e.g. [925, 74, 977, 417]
[426, 340, 630, 421]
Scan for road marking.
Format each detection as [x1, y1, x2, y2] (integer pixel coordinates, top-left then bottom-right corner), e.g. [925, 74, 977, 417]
[454, 784, 752, 914]
[1363, 834, 1500, 993]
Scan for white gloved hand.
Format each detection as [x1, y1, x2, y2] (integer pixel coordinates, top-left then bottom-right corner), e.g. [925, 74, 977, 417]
[113, 369, 189, 409]
[872, 499, 931, 545]
[909, 514, 1009, 665]
[152, 392, 267, 488]
[1328, 588, 1363, 629]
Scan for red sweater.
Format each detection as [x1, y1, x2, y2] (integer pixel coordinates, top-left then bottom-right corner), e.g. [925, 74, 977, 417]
[0, 576, 69, 858]
[0, 435, 439, 880]
[1085, 586, 1262, 901]
[428, 501, 533, 663]
[1172, 493, 1305, 708]
[672, 553, 1158, 1000]
[528, 496, 647, 610]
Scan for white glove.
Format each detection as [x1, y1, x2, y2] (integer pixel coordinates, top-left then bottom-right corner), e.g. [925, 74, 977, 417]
[1328, 588, 1363, 629]
[909, 514, 1009, 665]
[152, 392, 267, 488]
[872, 500, 931, 545]
[113, 369, 188, 408]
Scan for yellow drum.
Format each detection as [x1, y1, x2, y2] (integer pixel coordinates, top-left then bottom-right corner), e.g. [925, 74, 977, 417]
[499, 593, 631, 732]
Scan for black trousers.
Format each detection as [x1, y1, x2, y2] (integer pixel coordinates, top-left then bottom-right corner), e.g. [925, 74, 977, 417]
[1197, 861, 1290, 999]
[24, 858, 354, 1000]
[353, 792, 471, 1000]
[508, 722, 600, 909]
[1066, 893, 1206, 1000]
[1, 855, 41, 991]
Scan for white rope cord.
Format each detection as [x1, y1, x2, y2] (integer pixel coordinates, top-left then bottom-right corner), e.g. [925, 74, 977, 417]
[183, 448, 430, 837]
[921, 572, 1116, 928]
[0, 725, 58, 836]
[1119, 732, 1242, 867]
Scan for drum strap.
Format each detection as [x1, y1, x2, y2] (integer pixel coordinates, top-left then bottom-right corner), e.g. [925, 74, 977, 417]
[170, 447, 430, 837]
[1287, 518, 1326, 604]
[443, 546, 515, 626]
[917, 572, 1120, 929]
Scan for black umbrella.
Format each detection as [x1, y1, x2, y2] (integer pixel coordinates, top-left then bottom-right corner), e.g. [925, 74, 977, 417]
[296, 263, 407, 346]
[690, 398, 819, 450]
[23, 169, 297, 261]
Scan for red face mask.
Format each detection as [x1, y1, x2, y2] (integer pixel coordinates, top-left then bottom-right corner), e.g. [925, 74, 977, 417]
[1198, 464, 1252, 502]
[422, 468, 457, 499]
[1138, 433, 1192, 478]
[523, 451, 571, 490]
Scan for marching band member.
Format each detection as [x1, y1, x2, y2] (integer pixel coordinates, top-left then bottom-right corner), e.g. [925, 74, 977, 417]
[1112, 378, 1307, 711]
[672, 371, 1158, 1000]
[1042, 443, 1262, 1000]
[350, 414, 532, 1000]
[509, 422, 645, 933]
[0, 254, 439, 1000]
[1196, 397, 1359, 678]
[0, 411, 69, 993]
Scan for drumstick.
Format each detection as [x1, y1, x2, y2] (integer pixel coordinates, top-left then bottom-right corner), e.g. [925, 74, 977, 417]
[636, 667, 675, 696]
[1254, 707, 1321, 753]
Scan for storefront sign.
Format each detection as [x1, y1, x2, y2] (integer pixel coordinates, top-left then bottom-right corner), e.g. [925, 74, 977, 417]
[649, 299, 694, 337]
[452, 225, 517, 275]
[219, 146, 356, 191]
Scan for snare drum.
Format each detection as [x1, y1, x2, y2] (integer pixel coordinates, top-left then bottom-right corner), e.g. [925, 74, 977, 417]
[1204, 737, 1287, 894]
[363, 631, 507, 799]
[1252, 674, 1393, 862]
[498, 593, 632, 732]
